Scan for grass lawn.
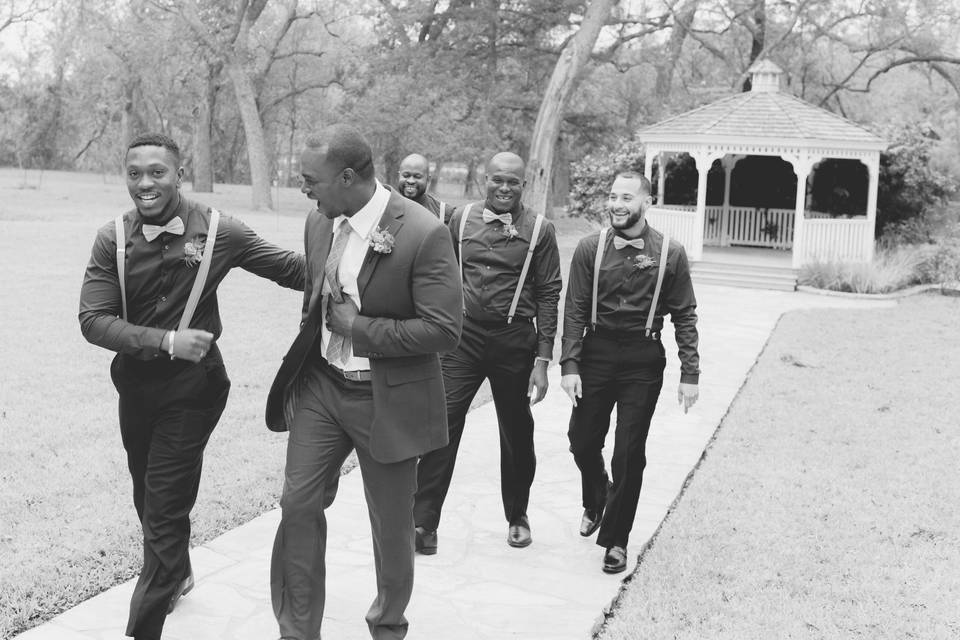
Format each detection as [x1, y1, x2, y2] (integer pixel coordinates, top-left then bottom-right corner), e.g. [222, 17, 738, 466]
[0, 168, 595, 638]
[597, 293, 960, 639]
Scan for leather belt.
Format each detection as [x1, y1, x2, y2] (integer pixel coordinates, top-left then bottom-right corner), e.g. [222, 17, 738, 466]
[467, 315, 533, 329]
[323, 359, 372, 382]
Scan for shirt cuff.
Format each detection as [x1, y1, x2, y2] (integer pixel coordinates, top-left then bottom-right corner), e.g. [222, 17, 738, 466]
[560, 361, 580, 376]
[679, 373, 699, 385]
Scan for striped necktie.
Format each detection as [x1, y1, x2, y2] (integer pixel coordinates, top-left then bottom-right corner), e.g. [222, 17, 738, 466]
[324, 221, 352, 366]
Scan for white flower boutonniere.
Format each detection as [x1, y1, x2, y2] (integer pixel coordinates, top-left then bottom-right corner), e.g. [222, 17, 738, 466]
[502, 223, 520, 239]
[632, 254, 657, 271]
[369, 226, 395, 254]
[183, 236, 205, 268]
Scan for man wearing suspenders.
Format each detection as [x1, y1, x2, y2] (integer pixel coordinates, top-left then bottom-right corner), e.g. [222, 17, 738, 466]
[560, 171, 700, 574]
[413, 152, 562, 554]
[79, 133, 304, 640]
[396, 153, 453, 224]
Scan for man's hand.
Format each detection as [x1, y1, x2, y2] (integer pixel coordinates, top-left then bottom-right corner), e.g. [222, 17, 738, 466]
[168, 329, 213, 363]
[561, 374, 582, 407]
[527, 360, 549, 405]
[678, 382, 699, 414]
[327, 294, 359, 336]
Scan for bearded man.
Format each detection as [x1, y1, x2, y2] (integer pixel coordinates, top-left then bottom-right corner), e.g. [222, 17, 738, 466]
[559, 171, 700, 574]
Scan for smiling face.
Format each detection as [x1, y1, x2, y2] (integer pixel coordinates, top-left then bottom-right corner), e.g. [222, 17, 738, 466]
[397, 154, 429, 200]
[484, 153, 525, 214]
[125, 145, 183, 221]
[606, 174, 652, 234]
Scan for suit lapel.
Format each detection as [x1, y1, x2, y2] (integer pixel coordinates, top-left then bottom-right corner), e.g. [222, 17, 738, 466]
[357, 195, 405, 299]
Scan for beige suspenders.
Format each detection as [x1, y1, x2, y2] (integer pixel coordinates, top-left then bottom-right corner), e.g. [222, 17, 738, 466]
[590, 228, 671, 337]
[115, 215, 128, 321]
[114, 208, 221, 330]
[457, 204, 545, 324]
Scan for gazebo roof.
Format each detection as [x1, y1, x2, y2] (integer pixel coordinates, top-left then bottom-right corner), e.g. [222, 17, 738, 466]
[639, 61, 886, 151]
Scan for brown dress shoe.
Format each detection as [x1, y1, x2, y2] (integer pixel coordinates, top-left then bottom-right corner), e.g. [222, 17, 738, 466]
[579, 508, 603, 537]
[602, 546, 627, 574]
[167, 571, 194, 613]
[507, 515, 532, 548]
[415, 526, 438, 555]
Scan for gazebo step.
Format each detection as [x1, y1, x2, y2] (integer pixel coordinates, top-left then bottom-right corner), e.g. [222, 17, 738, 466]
[692, 260, 796, 276]
[692, 264, 797, 291]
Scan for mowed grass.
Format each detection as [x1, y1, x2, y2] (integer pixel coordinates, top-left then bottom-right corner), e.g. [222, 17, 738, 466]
[598, 294, 960, 640]
[0, 168, 595, 638]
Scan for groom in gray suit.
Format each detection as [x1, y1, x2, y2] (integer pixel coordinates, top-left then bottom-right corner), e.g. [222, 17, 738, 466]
[266, 124, 462, 639]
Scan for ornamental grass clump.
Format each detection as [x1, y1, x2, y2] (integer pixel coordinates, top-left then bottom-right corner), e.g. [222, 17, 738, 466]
[799, 245, 924, 293]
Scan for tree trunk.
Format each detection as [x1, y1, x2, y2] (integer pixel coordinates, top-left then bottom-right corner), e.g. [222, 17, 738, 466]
[227, 59, 273, 210]
[742, 0, 766, 92]
[464, 159, 478, 197]
[192, 63, 219, 192]
[655, 0, 698, 103]
[524, 0, 617, 218]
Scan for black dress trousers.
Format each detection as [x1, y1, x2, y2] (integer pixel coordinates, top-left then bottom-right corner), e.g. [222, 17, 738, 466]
[110, 345, 230, 640]
[414, 315, 538, 530]
[567, 331, 665, 550]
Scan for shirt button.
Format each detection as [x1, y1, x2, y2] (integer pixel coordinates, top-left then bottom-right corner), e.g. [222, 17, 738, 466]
[160, 296, 167, 303]
[163, 244, 169, 251]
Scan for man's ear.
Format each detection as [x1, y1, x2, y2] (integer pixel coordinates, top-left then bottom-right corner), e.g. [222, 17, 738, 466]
[340, 168, 356, 186]
[177, 167, 185, 187]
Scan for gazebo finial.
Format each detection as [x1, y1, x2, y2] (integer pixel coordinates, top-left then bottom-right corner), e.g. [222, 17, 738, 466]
[748, 59, 783, 93]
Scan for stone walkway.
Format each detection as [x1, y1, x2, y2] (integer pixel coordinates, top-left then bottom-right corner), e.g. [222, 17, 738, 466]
[14, 285, 894, 640]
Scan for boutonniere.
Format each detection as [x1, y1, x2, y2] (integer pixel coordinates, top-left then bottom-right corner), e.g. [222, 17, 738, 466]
[632, 254, 657, 271]
[183, 236, 205, 268]
[369, 226, 395, 254]
[502, 223, 520, 239]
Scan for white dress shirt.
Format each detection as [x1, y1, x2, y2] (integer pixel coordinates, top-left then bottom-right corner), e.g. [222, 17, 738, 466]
[320, 181, 390, 371]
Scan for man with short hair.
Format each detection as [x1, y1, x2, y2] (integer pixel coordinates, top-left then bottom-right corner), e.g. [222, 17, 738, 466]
[396, 153, 452, 224]
[79, 132, 305, 640]
[413, 151, 562, 554]
[266, 125, 462, 640]
[560, 171, 700, 574]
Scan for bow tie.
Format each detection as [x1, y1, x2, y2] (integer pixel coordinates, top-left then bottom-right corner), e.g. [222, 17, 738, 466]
[142, 216, 185, 242]
[613, 235, 644, 251]
[482, 209, 513, 225]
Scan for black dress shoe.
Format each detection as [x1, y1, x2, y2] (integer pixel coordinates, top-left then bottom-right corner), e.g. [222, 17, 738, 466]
[507, 515, 532, 548]
[602, 546, 627, 574]
[415, 526, 437, 555]
[579, 507, 603, 537]
[167, 571, 195, 613]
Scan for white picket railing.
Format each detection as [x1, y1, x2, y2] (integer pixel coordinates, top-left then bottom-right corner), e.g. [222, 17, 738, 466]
[799, 218, 870, 263]
[650, 205, 871, 263]
[645, 206, 698, 251]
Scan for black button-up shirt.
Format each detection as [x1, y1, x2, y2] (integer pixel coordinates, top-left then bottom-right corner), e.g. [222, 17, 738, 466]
[79, 197, 305, 360]
[412, 192, 454, 225]
[560, 223, 700, 383]
[449, 203, 562, 360]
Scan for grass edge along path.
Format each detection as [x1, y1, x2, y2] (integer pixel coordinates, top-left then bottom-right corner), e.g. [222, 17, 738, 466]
[595, 294, 960, 640]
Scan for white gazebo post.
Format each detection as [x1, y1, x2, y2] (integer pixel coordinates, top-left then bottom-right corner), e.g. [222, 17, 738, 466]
[691, 151, 717, 261]
[643, 147, 655, 185]
[863, 155, 880, 262]
[787, 154, 816, 268]
[657, 151, 667, 205]
[719, 155, 743, 247]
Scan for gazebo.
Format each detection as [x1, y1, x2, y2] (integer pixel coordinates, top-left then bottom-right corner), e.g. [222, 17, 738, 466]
[638, 60, 887, 270]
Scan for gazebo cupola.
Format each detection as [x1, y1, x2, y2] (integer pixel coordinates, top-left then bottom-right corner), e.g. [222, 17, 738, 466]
[638, 59, 887, 269]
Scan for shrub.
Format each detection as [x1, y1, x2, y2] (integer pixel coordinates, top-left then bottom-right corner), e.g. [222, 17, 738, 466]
[799, 246, 925, 293]
[877, 123, 958, 237]
[568, 137, 645, 222]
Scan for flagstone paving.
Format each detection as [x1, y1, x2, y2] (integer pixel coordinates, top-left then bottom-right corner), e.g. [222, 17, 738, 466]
[14, 285, 895, 640]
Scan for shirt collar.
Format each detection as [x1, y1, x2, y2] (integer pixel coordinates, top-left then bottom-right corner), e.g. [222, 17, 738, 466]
[334, 181, 390, 239]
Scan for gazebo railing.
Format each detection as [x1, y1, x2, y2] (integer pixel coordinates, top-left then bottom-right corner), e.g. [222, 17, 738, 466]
[645, 206, 698, 250]
[799, 218, 870, 263]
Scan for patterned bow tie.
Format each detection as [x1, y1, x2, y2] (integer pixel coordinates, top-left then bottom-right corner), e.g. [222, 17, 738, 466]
[613, 235, 644, 251]
[482, 209, 513, 225]
[142, 217, 185, 242]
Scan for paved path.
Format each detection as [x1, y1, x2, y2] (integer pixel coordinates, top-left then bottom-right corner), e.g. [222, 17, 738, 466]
[15, 285, 894, 640]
